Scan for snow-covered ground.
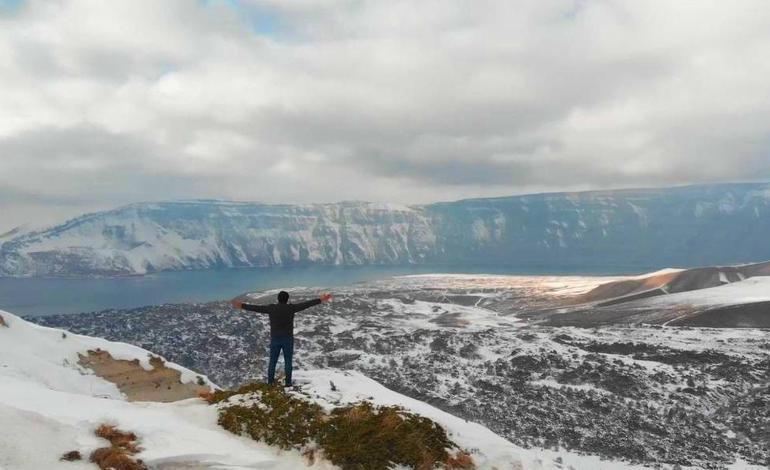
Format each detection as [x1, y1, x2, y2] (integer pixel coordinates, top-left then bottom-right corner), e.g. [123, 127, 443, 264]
[0, 309, 319, 469]
[293, 370, 659, 470]
[646, 276, 770, 308]
[29, 269, 770, 469]
[376, 297, 522, 331]
[393, 273, 621, 297]
[0, 308, 668, 470]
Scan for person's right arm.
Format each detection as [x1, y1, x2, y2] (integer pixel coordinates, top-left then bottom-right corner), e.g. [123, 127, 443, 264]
[231, 298, 270, 313]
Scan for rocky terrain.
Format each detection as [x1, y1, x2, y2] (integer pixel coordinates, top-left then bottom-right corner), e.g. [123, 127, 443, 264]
[35, 274, 770, 469]
[3, 309, 546, 470]
[4, 182, 770, 277]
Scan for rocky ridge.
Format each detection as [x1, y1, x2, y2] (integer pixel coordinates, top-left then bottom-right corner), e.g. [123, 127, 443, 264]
[4, 182, 770, 276]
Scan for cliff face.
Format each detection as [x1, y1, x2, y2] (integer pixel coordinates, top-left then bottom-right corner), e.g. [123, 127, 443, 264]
[427, 182, 770, 268]
[2, 182, 770, 276]
[0, 201, 438, 276]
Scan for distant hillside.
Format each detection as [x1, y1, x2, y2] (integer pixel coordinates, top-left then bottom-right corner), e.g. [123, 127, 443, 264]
[547, 260, 770, 327]
[2, 182, 770, 277]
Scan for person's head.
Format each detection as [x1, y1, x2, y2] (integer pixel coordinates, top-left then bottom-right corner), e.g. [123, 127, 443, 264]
[277, 291, 290, 304]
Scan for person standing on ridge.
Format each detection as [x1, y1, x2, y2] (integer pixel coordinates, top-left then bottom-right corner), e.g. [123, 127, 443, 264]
[231, 291, 332, 387]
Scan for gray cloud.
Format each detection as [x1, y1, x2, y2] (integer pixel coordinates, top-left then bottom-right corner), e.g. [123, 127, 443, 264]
[1, 0, 770, 231]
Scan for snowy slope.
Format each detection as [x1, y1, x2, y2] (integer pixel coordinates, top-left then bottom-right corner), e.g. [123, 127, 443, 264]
[0, 308, 615, 470]
[294, 370, 660, 470]
[570, 261, 770, 325]
[0, 309, 323, 469]
[644, 276, 770, 307]
[0, 310, 216, 398]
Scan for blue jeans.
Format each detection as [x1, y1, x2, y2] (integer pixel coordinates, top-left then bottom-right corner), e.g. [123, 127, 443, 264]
[267, 336, 294, 386]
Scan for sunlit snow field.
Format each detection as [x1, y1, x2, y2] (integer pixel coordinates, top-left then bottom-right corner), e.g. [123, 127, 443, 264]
[1, 264, 646, 316]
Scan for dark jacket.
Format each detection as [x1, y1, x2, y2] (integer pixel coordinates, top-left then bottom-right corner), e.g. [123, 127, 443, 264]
[242, 298, 321, 339]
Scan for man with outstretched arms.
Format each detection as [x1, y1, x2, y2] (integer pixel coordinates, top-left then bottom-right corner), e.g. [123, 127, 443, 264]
[231, 290, 332, 387]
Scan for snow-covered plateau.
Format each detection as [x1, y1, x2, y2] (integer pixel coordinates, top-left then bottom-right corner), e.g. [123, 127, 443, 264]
[36, 273, 770, 469]
[4, 182, 770, 277]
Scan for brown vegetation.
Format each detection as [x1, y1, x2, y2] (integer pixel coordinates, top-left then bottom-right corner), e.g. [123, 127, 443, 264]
[210, 382, 476, 470]
[90, 424, 147, 470]
[445, 451, 475, 469]
[0, 313, 7, 328]
[198, 389, 216, 402]
[90, 447, 146, 470]
[320, 401, 467, 470]
[95, 424, 141, 453]
[60, 450, 82, 461]
[78, 349, 212, 402]
[213, 383, 324, 450]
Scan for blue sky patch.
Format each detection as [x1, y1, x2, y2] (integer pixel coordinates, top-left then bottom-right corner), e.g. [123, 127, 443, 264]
[201, 0, 284, 38]
[0, 0, 24, 13]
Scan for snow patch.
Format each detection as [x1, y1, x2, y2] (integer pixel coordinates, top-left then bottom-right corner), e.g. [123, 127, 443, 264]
[647, 276, 770, 308]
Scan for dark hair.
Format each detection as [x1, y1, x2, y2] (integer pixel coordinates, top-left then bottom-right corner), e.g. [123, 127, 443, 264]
[277, 291, 290, 304]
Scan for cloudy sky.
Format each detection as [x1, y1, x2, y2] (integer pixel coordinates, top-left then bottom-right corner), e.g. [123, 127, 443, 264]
[1, 0, 770, 232]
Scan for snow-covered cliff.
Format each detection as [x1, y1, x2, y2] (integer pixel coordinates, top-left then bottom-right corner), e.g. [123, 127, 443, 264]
[2, 182, 770, 277]
[0, 201, 436, 276]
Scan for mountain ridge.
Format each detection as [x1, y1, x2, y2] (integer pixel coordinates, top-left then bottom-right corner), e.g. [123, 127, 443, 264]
[3, 181, 770, 277]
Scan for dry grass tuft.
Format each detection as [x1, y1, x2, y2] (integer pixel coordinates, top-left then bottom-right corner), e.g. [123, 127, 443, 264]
[320, 402, 463, 470]
[344, 404, 370, 423]
[95, 424, 141, 453]
[60, 450, 82, 461]
[90, 447, 146, 470]
[148, 355, 165, 368]
[446, 450, 476, 469]
[198, 389, 216, 402]
[90, 424, 147, 470]
[0, 313, 7, 328]
[213, 383, 476, 470]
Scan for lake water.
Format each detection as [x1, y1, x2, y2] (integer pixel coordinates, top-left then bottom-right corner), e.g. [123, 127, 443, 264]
[0, 264, 654, 317]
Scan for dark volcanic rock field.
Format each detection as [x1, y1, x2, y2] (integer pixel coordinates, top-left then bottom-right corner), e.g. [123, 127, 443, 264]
[35, 277, 770, 469]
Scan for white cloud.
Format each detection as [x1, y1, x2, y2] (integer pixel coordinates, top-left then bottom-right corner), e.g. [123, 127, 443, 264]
[1, 0, 770, 231]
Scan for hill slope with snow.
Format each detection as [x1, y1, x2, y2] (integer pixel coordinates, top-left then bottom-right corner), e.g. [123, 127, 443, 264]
[0, 309, 319, 469]
[2, 308, 632, 470]
[545, 261, 770, 327]
[3, 182, 770, 277]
